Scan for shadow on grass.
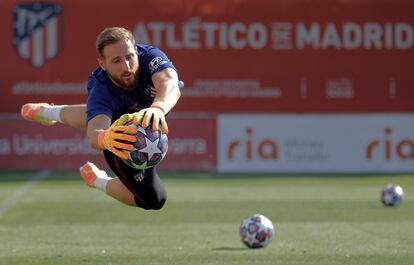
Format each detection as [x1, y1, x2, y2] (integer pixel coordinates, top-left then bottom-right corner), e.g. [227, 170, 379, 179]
[213, 247, 249, 251]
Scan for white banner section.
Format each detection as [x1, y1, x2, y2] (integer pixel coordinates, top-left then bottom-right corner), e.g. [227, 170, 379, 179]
[217, 114, 414, 173]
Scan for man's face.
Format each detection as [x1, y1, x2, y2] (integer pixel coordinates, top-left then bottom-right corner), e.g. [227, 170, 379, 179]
[99, 39, 139, 91]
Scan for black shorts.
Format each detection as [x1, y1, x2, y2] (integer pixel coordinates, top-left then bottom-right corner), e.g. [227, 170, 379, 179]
[103, 150, 167, 210]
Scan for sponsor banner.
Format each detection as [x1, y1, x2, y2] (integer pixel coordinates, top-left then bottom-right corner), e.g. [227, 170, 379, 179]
[158, 118, 216, 171]
[217, 114, 414, 173]
[0, 121, 105, 170]
[1, 0, 414, 113]
[0, 118, 216, 171]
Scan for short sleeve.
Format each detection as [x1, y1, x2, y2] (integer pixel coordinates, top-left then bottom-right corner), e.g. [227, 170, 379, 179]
[144, 47, 176, 75]
[86, 78, 114, 123]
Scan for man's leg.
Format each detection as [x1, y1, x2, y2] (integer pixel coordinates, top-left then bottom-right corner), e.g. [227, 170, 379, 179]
[80, 160, 166, 209]
[80, 162, 136, 206]
[21, 103, 87, 129]
[103, 150, 167, 210]
[60, 104, 87, 129]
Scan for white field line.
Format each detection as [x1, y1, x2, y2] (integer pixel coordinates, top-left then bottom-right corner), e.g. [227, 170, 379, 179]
[0, 170, 51, 218]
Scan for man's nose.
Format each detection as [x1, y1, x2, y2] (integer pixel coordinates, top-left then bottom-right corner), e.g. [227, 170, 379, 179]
[121, 60, 131, 71]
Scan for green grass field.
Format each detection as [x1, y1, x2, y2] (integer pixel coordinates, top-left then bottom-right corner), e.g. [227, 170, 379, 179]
[0, 171, 413, 265]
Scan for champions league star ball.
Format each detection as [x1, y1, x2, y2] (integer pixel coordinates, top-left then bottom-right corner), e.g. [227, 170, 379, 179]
[123, 123, 168, 170]
[381, 184, 404, 206]
[239, 214, 274, 248]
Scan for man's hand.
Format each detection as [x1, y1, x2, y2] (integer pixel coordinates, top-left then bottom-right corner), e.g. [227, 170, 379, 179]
[113, 113, 139, 126]
[97, 121, 137, 160]
[133, 106, 168, 134]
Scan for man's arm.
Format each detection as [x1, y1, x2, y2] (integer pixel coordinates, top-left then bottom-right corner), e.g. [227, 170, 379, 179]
[151, 67, 181, 114]
[137, 68, 181, 133]
[86, 114, 137, 160]
[86, 114, 112, 149]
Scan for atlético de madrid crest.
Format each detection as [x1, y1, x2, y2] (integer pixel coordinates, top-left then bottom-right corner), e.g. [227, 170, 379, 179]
[13, 3, 63, 68]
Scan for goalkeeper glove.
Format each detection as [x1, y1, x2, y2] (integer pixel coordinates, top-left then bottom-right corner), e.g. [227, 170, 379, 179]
[113, 113, 139, 126]
[133, 106, 168, 134]
[97, 120, 137, 160]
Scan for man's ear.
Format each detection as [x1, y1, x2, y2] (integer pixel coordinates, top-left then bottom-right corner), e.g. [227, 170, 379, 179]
[98, 57, 105, 70]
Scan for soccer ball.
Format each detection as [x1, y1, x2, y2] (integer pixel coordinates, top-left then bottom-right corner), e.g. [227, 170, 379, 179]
[239, 214, 274, 248]
[123, 123, 168, 170]
[380, 184, 404, 206]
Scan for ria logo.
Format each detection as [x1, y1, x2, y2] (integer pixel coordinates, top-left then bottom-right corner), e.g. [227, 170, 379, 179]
[227, 127, 278, 160]
[13, 2, 63, 68]
[366, 128, 414, 160]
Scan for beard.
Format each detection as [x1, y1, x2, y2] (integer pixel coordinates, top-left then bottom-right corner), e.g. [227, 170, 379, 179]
[108, 70, 139, 91]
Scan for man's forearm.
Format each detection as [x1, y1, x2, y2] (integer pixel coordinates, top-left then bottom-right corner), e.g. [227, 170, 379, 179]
[151, 68, 182, 114]
[152, 80, 181, 114]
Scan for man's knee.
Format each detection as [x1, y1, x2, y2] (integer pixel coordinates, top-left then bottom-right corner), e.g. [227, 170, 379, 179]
[141, 195, 167, 210]
[149, 197, 167, 210]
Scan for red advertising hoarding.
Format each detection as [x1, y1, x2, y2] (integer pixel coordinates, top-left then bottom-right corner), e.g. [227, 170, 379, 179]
[0, 118, 216, 171]
[0, 0, 413, 114]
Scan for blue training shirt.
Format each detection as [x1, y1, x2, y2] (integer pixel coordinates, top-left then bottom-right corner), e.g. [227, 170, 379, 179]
[86, 44, 176, 123]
